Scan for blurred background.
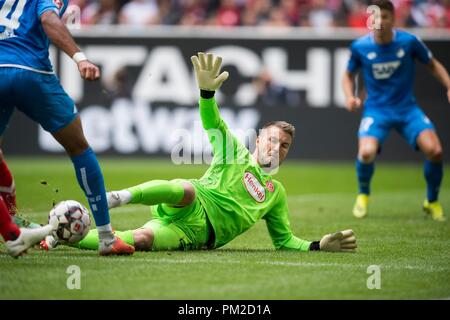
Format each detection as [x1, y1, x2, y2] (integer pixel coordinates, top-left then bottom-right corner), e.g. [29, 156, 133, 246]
[4, 0, 450, 162]
[66, 0, 450, 28]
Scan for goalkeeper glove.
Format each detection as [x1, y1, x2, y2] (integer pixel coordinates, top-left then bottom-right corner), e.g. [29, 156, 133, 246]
[317, 229, 357, 253]
[191, 52, 229, 91]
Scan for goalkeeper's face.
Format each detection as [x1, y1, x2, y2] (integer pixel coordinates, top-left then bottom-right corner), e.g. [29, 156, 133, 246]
[256, 126, 292, 170]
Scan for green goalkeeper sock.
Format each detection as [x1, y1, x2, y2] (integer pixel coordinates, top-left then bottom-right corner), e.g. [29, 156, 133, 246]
[127, 180, 185, 206]
[73, 229, 135, 250]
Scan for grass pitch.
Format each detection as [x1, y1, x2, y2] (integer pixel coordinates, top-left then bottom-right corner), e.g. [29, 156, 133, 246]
[0, 158, 449, 299]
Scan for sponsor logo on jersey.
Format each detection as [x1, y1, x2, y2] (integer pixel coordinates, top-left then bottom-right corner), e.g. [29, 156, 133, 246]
[243, 172, 266, 202]
[396, 48, 405, 58]
[372, 60, 401, 79]
[266, 181, 274, 193]
[367, 52, 377, 60]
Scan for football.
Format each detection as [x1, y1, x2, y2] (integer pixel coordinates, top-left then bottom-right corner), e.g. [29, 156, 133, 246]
[48, 200, 91, 244]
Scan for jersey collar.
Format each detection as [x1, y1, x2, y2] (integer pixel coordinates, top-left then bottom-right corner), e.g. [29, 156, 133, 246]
[370, 29, 397, 46]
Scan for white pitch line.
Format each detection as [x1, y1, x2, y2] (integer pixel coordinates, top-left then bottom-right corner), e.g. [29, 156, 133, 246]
[3, 254, 448, 273]
[257, 260, 450, 272]
[286, 189, 448, 202]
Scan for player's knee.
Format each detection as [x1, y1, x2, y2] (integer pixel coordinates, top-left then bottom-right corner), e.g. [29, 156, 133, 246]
[425, 145, 443, 162]
[64, 139, 90, 157]
[52, 118, 90, 157]
[134, 228, 154, 251]
[179, 182, 196, 206]
[359, 146, 377, 163]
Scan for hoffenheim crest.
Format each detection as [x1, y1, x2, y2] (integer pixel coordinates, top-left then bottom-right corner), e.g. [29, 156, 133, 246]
[367, 52, 377, 60]
[397, 48, 405, 58]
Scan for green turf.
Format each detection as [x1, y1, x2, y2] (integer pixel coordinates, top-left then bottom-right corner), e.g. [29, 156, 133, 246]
[0, 158, 449, 299]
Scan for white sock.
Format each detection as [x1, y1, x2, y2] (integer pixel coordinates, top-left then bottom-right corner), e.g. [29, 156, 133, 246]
[97, 223, 114, 242]
[117, 190, 132, 205]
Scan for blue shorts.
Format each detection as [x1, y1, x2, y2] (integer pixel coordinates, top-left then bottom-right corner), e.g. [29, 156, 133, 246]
[0, 67, 77, 136]
[358, 107, 435, 149]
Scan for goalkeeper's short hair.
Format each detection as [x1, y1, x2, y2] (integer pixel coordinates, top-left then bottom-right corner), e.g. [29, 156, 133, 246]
[262, 121, 295, 139]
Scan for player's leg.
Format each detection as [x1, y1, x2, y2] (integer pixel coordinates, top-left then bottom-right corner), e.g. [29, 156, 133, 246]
[0, 72, 23, 254]
[130, 213, 209, 251]
[52, 117, 134, 254]
[0, 77, 17, 216]
[357, 137, 378, 191]
[353, 137, 378, 218]
[40, 172, 195, 252]
[74, 198, 210, 251]
[1, 196, 55, 257]
[68, 228, 135, 250]
[107, 179, 196, 209]
[417, 130, 444, 221]
[0, 196, 20, 242]
[13, 70, 133, 255]
[399, 108, 444, 221]
[0, 147, 17, 215]
[353, 114, 388, 218]
[72, 221, 185, 251]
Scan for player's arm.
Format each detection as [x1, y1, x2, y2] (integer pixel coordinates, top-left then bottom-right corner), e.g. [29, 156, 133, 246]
[191, 52, 249, 162]
[342, 42, 363, 112]
[191, 52, 229, 130]
[264, 186, 357, 252]
[342, 71, 362, 112]
[426, 58, 450, 103]
[411, 36, 450, 103]
[40, 10, 99, 81]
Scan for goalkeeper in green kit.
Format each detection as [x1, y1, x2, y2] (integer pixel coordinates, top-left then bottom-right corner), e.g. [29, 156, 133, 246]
[41, 52, 357, 253]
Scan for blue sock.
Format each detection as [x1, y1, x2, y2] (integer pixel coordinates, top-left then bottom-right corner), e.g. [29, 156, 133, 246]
[424, 160, 443, 203]
[71, 147, 110, 226]
[356, 159, 374, 195]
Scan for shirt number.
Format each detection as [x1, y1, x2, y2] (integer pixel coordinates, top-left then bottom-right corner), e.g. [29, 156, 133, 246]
[359, 117, 374, 133]
[0, 0, 27, 40]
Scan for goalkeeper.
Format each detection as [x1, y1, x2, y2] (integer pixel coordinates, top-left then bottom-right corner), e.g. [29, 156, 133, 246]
[43, 53, 357, 253]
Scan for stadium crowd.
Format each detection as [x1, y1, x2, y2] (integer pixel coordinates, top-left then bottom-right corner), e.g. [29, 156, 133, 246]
[68, 0, 450, 28]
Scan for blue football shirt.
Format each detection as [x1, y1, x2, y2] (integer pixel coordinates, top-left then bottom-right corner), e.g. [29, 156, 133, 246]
[0, 0, 68, 72]
[347, 29, 433, 113]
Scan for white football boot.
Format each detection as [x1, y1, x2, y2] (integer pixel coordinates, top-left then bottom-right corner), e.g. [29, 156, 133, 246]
[6, 224, 54, 257]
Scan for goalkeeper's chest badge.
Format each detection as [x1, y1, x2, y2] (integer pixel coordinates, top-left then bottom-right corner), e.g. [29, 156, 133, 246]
[266, 181, 274, 193]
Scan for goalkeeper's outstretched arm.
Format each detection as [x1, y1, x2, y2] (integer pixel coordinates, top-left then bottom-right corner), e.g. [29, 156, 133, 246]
[425, 58, 450, 103]
[265, 188, 357, 253]
[191, 52, 246, 162]
[191, 52, 229, 130]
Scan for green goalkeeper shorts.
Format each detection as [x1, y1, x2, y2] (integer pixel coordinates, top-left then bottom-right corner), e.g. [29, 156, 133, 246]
[141, 189, 211, 251]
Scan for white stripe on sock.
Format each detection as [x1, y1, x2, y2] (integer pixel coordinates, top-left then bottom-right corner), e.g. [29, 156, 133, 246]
[80, 167, 92, 196]
[0, 181, 15, 193]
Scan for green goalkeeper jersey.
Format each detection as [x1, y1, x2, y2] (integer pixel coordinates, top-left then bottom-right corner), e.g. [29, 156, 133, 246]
[190, 97, 312, 251]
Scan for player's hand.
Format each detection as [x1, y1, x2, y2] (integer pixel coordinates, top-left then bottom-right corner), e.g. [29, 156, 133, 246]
[346, 96, 362, 112]
[191, 52, 229, 91]
[319, 229, 357, 252]
[78, 61, 100, 81]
